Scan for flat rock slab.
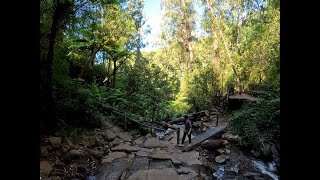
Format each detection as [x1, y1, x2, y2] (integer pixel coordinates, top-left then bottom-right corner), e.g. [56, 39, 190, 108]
[111, 144, 140, 152]
[149, 159, 173, 170]
[176, 167, 194, 174]
[96, 158, 132, 180]
[172, 151, 203, 166]
[150, 152, 172, 160]
[129, 157, 150, 174]
[134, 137, 145, 146]
[171, 158, 182, 166]
[127, 168, 180, 180]
[176, 167, 198, 180]
[144, 138, 171, 148]
[102, 152, 127, 164]
[135, 151, 150, 157]
[149, 151, 182, 166]
[118, 132, 133, 142]
[139, 147, 154, 153]
[110, 138, 124, 147]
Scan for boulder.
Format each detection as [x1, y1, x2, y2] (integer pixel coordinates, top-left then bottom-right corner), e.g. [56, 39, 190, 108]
[40, 147, 49, 157]
[225, 149, 231, 154]
[62, 137, 73, 147]
[104, 130, 117, 141]
[261, 143, 272, 161]
[217, 149, 225, 154]
[118, 132, 133, 142]
[61, 145, 70, 153]
[215, 155, 229, 164]
[40, 160, 53, 176]
[222, 133, 239, 142]
[86, 148, 103, 158]
[201, 139, 226, 150]
[173, 151, 203, 166]
[95, 137, 105, 147]
[69, 149, 84, 157]
[49, 137, 61, 148]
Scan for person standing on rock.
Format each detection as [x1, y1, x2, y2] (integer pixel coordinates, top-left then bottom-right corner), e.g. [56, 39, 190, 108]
[179, 115, 192, 147]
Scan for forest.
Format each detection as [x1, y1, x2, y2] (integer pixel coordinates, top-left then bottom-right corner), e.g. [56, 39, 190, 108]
[40, 0, 280, 179]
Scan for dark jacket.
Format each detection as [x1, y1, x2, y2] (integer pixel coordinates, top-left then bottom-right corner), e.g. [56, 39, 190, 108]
[185, 119, 192, 132]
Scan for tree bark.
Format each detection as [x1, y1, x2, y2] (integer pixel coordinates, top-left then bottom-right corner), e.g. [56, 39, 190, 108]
[113, 58, 117, 88]
[46, 1, 63, 131]
[78, 47, 101, 78]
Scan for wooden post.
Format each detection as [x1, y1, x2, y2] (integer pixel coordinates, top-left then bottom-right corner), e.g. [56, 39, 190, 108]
[124, 117, 127, 131]
[177, 128, 180, 145]
[200, 122, 204, 132]
[216, 115, 219, 126]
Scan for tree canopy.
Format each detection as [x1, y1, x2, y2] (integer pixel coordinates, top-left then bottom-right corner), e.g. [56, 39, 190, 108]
[40, 0, 280, 144]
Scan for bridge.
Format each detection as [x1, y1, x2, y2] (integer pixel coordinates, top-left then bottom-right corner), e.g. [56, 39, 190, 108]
[181, 124, 227, 152]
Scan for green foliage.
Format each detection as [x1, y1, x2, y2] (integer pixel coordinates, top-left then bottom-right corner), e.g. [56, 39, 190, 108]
[40, 0, 280, 136]
[116, 58, 176, 122]
[229, 87, 280, 148]
[105, 88, 129, 109]
[58, 126, 90, 138]
[187, 62, 221, 111]
[55, 78, 107, 128]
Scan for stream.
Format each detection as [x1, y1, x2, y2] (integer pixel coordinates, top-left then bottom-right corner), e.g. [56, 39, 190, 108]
[213, 158, 279, 180]
[149, 124, 280, 180]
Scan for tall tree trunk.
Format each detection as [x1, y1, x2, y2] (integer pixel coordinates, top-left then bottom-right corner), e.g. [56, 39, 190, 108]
[113, 58, 117, 88]
[206, 0, 241, 94]
[91, 46, 95, 66]
[78, 47, 100, 78]
[186, 16, 193, 72]
[46, 3, 61, 131]
[107, 58, 112, 86]
[136, 31, 142, 64]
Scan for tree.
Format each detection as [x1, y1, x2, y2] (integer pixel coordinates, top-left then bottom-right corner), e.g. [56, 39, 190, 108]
[40, 0, 74, 131]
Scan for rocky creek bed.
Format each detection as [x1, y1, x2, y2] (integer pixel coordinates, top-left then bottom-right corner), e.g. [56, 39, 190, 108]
[40, 117, 280, 180]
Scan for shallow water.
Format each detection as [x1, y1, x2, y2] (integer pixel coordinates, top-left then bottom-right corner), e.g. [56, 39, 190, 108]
[212, 165, 225, 180]
[251, 159, 279, 180]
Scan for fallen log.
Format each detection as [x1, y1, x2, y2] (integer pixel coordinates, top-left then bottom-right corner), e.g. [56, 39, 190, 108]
[157, 121, 178, 130]
[168, 117, 186, 125]
[168, 110, 210, 124]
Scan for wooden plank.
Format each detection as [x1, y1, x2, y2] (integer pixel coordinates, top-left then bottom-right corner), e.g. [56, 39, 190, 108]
[228, 93, 259, 102]
[181, 124, 227, 152]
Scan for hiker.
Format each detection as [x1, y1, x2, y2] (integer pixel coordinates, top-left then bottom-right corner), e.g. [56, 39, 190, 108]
[179, 115, 192, 147]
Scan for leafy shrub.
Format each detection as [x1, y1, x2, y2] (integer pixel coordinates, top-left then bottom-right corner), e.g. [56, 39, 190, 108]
[55, 78, 107, 128]
[229, 87, 280, 148]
